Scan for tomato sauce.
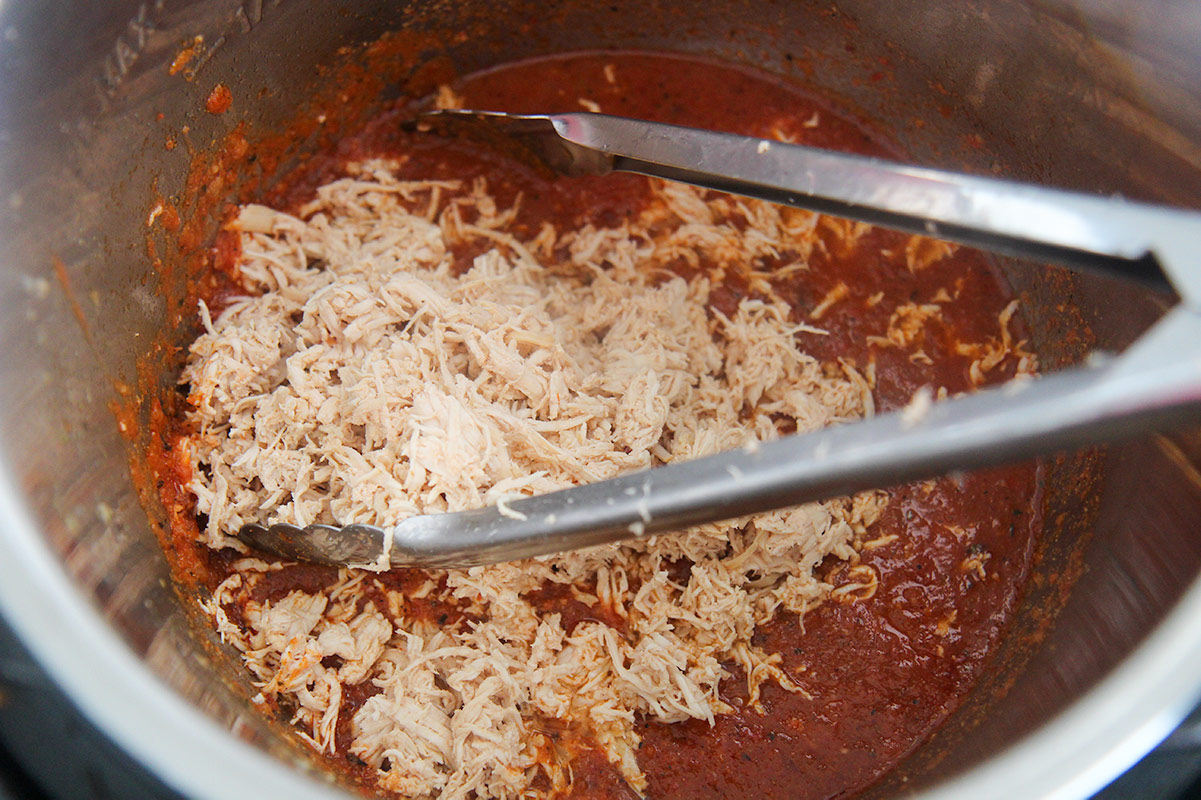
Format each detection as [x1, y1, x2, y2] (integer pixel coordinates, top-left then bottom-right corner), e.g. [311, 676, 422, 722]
[161, 51, 1041, 799]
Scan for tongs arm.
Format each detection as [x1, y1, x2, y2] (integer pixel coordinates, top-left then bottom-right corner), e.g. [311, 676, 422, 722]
[242, 112, 1201, 569]
[431, 110, 1201, 301]
[368, 307, 1201, 568]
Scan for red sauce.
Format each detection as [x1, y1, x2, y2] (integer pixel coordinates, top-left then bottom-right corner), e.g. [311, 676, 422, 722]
[523, 581, 627, 635]
[156, 50, 1041, 799]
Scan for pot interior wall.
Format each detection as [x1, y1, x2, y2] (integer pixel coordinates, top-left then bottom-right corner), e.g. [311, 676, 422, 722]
[2, 0, 1200, 797]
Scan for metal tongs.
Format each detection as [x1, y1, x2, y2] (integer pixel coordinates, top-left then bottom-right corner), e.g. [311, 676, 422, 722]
[238, 110, 1201, 570]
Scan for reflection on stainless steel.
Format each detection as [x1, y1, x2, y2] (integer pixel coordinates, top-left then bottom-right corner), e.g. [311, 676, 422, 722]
[1, 2, 1201, 800]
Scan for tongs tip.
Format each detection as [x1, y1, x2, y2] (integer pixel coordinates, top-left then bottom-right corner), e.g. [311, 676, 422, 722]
[236, 521, 387, 568]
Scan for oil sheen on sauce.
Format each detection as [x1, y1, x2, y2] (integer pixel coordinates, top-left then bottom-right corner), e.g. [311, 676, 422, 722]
[200, 52, 1042, 799]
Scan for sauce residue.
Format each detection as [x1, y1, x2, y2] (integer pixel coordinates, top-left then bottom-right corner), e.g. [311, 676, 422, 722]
[51, 254, 93, 345]
[170, 36, 204, 77]
[205, 83, 233, 115]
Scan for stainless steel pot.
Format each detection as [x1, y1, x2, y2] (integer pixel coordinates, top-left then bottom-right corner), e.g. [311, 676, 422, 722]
[2, 1, 1200, 798]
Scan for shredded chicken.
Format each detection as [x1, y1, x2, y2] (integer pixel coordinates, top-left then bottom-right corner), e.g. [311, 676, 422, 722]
[905, 234, 957, 273]
[187, 162, 905, 798]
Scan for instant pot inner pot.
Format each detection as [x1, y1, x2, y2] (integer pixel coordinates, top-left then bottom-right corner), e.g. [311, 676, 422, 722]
[2, 1, 1201, 798]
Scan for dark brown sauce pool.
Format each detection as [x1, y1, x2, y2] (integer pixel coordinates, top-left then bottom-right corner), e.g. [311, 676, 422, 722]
[167, 51, 1042, 799]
